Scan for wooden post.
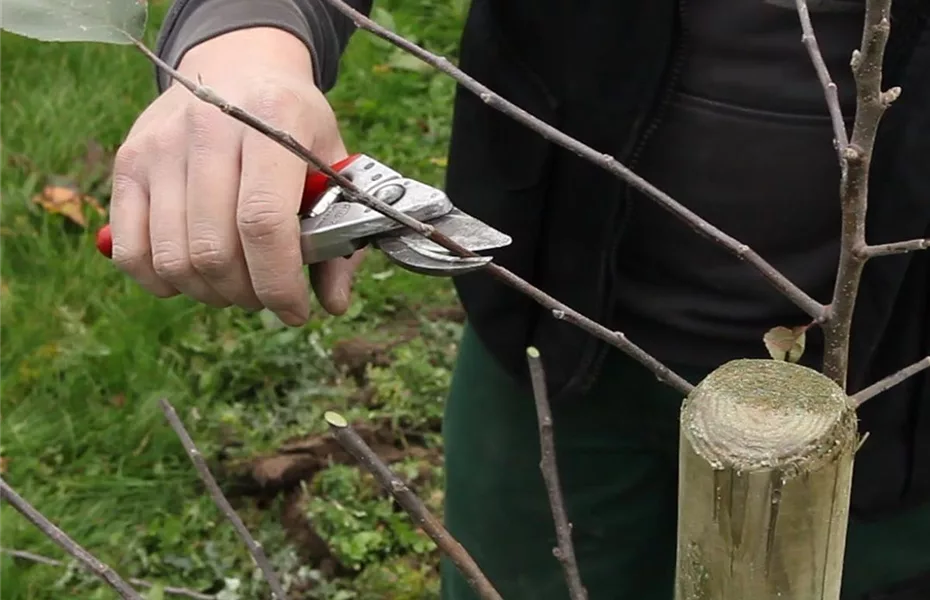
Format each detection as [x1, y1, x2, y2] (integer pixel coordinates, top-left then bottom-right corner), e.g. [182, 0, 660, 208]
[675, 359, 859, 600]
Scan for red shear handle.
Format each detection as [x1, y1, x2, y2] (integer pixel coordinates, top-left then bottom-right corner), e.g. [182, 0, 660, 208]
[96, 223, 113, 258]
[300, 153, 360, 213]
[95, 153, 361, 259]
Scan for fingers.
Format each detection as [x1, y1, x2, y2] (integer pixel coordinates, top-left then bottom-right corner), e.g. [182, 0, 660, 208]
[300, 100, 359, 316]
[185, 104, 263, 311]
[110, 136, 178, 298]
[310, 249, 367, 315]
[236, 90, 313, 325]
[111, 71, 361, 324]
[147, 129, 231, 308]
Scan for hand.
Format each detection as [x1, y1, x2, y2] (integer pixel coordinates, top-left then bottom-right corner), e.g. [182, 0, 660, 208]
[109, 27, 364, 326]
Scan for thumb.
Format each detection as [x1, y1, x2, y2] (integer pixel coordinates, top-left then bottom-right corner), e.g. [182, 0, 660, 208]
[309, 248, 367, 315]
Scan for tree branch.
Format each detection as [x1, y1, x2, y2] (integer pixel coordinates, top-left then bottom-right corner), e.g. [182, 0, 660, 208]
[316, 0, 826, 323]
[526, 348, 588, 600]
[863, 238, 930, 257]
[0, 479, 144, 600]
[0, 548, 215, 600]
[850, 356, 930, 407]
[323, 411, 503, 600]
[158, 399, 288, 600]
[795, 0, 898, 389]
[123, 34, 695, 396]
[795, 0, 851, 159]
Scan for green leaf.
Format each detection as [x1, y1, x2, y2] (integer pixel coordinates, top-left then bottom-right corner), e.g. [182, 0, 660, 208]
[763, 325, 807, 363]
[1, 0, 148, 45]
[387, 49, 432, 73]
[144, 583, 165, 600]
[367, 6, 397, 49]
[369, 6, 397, 31]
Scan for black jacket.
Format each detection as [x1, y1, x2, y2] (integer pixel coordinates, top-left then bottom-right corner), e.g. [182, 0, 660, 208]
[157, 0, 930, 539]
[440, 0, 930, 523]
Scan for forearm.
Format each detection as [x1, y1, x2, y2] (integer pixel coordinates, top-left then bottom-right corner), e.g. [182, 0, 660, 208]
[154, 0, 375, 93]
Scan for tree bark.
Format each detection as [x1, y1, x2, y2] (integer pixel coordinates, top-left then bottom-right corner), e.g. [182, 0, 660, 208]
[675, 360, 858, 600]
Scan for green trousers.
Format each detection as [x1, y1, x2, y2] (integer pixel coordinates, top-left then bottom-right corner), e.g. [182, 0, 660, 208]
[439, 324, 930, 600]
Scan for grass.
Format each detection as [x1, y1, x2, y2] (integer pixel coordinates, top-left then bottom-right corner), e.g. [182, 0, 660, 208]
[1, 1, 472, 597]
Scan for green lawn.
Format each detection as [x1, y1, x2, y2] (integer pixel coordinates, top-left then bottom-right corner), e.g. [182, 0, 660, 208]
[1, 1, 471, 598]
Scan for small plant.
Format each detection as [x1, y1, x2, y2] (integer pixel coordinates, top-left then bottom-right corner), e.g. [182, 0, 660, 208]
[306, 461, 439, 571]
[1, 0, 927, 599]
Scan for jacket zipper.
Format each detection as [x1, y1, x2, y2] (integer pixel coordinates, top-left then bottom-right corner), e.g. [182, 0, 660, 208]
[570, 0, 692, 394]
[624, 0, 690, 173]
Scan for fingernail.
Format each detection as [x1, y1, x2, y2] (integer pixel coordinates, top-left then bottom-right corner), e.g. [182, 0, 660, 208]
[279, 309, 309, 327]
[338, 285, 350, 308]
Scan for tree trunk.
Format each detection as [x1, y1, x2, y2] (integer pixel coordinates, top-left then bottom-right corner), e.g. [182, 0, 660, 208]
[675, 359, 859, 600]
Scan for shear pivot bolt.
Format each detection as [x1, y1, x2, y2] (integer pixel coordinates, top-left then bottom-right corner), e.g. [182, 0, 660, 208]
[374, 183, 406, 205]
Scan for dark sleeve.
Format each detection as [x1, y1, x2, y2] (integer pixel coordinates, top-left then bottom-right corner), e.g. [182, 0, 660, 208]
[153, 0, 375, 93]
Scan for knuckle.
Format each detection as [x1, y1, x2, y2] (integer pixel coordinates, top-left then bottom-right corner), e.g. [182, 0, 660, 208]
[151, 243, 192, 280]
[186, 103, 229, 148]
[247, 84, 305, 121]
[185, 100, 222, 128]
[113, 142, 145, 179]
[111, 243, 148, 275]
[145, 122, 185, 155]
[237, 191, 290, 238]
[189, 237, 235, 274]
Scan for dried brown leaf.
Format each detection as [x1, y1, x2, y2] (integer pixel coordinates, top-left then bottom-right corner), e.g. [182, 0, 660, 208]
[31, 181, 105, 228]
[763, 325, 807, 363]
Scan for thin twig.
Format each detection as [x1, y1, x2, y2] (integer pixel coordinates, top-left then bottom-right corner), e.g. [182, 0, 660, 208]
[122, 32, 695, 395]
[526, 348, 588, 600]
[493, 270, 694, 394]
[158, 399, 288, 600]
[819, 0, 898, 388]
[863, 238, 930, 257]
[316, 0, 826, 323]
[795, 0, 851, 159]
[0, 548, 215, 600]
[0, 479, 144, 600]
[851, 356, 930, 407]
[797, 0, 927, 398]
[323, 411, 503, 600]
[856, 430, 871, 452]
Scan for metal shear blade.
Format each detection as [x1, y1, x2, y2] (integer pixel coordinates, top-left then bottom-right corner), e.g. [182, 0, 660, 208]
[373, 208, 512, 276]
[297, 153, 512, 276]
[299, 178, 452, 265]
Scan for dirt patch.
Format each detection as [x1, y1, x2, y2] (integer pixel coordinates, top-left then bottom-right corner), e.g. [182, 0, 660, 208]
[280, 488, 347, 577]
[225, 417, 439, 498]
[225, 416, 443, 568]
[392, 302, 466, 328]
[329, 311, 429, 376]
[348, 385, 377, 408]
[217, 302, 460, 572]
[275, 447, 443, 572]
[420, 304, 466, 323]
[330, 337, 402, 383]
[329, 300, 463, 384]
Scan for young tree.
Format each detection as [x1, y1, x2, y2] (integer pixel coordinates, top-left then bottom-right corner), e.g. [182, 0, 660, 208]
[1, 0, 927, 598]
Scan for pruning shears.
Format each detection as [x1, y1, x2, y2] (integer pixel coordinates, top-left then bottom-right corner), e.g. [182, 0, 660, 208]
[95, 153, 511, 276]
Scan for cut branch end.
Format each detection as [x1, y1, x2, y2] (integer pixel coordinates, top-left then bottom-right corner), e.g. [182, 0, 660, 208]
[324, 411, 348, 428]
[526, 348, 588, 600]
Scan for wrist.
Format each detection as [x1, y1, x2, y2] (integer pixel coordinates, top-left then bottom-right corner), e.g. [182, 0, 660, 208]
[177, 27, 315, 83]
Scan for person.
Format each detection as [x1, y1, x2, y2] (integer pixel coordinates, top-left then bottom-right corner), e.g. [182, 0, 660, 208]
[110, 0, 930, 598]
